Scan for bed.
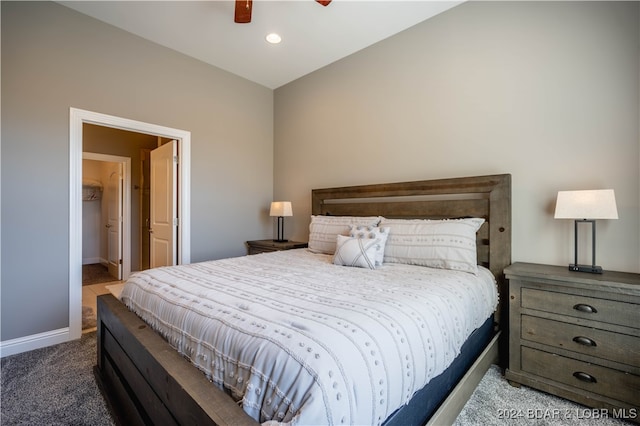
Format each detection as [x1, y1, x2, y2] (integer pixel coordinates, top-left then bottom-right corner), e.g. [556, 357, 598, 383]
[94, 173, 511, 426]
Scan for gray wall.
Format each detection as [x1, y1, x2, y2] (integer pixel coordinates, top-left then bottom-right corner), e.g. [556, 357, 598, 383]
[1, 2, 274, 340]
[274, 1, 640, 273]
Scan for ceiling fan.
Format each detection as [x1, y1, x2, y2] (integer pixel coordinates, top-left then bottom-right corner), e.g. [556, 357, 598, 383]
[235, 0, 332, 24]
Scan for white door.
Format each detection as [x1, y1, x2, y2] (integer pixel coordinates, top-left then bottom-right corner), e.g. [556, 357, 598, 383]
[150, 140, 178, 268]
[106, 163, 123, 279]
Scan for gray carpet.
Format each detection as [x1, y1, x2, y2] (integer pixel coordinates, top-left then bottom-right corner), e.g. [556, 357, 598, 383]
[1, 333, 635, 425]
[1, 332, 115, 426]
[455, 365, 635, 426]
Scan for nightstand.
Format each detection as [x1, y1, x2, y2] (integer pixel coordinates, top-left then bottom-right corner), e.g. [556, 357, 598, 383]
[246, 239, 308, 255]
[504, 262, 640, 421]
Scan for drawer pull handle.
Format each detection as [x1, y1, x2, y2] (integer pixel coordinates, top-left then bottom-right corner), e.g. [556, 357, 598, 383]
[572, 336, 597, 347]
[573, 371, 597, 383]
[573, 303, 597, 314]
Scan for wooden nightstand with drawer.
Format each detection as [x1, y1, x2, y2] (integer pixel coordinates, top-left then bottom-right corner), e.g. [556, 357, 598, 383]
[246, 239, 308, 255]
[504, 262, 640, 420]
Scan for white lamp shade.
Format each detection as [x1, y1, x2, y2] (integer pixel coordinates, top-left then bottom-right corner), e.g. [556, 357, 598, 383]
[554, 189, 618, 220]
[270, 201, 293, 217]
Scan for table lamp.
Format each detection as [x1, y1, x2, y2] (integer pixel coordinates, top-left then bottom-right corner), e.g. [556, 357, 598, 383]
[270, 201, 293, 242]
[554, 189, 618, 273]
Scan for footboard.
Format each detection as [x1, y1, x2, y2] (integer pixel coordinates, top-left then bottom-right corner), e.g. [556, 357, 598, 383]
[94, 294, 258, 426]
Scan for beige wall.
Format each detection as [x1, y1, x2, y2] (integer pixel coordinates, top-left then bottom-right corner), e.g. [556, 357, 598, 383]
[1, 1, 274, 340]
[274, 1, 640, 273]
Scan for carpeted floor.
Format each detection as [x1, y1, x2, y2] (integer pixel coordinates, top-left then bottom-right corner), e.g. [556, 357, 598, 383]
[1, 332, 114, 426]
[454, 365, 634, 426]
[82, 263, 115, 286]
[1, 334, 635, 425]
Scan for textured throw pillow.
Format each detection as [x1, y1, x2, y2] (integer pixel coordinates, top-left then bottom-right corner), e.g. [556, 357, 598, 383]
[333, 235, 382, 269]
[349, 225, 390, 267]
[380, 218, 485, 274]
[308, 215, 381, 254]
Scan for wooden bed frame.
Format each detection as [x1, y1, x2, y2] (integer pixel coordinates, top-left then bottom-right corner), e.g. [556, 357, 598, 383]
[95, 173, 511, 426]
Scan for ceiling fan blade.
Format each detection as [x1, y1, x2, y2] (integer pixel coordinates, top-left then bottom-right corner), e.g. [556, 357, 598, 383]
[234, 0, 252, 23]
[316, 0, 332, 5]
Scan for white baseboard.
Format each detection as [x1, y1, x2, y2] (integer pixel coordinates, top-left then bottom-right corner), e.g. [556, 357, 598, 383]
[82, 257, 101, 265]
[0, 327, 71, 358]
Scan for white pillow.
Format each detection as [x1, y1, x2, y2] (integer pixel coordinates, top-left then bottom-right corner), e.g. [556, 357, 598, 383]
[308, 215, 381, 254]
[380, 218, 485, 274]
[349, 225, 390, 267]
[333, 235, 382, 269]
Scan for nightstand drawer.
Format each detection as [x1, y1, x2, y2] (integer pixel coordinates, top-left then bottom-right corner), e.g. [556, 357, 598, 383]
[522, 287, 638, 328]
[522, 347, 640, 406]
[522, 315, 640, 368]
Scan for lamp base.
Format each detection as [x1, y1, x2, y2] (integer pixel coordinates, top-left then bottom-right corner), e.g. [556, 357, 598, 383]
[273, 239, 289, 243]
[569, 264, 603, 274]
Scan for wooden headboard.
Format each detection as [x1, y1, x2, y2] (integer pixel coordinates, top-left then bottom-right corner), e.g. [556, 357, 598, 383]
[312, 174, 512, 325]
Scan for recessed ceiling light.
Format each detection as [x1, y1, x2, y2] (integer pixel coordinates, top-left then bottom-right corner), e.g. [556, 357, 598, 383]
[265, 33, 282, 44]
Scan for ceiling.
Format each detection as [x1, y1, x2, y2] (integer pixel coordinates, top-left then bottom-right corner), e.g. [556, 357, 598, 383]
[59, 1, 462, 89]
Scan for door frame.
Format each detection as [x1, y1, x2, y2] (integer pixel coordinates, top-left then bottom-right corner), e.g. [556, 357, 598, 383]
[70, 108, 191, 339]
[83, 153, 132, 282]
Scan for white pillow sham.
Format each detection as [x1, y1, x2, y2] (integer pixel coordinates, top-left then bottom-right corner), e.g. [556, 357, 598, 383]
[308, 215, 381, 254]
[349, 225, 390, 267]
[333, 235, 382, 269]
[380, 217, 485, 274]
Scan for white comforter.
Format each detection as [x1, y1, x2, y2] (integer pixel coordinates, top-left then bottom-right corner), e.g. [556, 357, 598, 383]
[120, 249, 497, 426]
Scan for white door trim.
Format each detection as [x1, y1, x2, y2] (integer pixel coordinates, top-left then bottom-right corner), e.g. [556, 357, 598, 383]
[70, 107, 191, 340]
[83, 153, 132, 282]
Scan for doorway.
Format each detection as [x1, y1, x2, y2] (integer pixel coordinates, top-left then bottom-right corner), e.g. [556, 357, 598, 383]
[82, 138, 178, 331]
[80, 152, 133, 332]
[69, 108, 191, 340]
[81, 154, 131, 285]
